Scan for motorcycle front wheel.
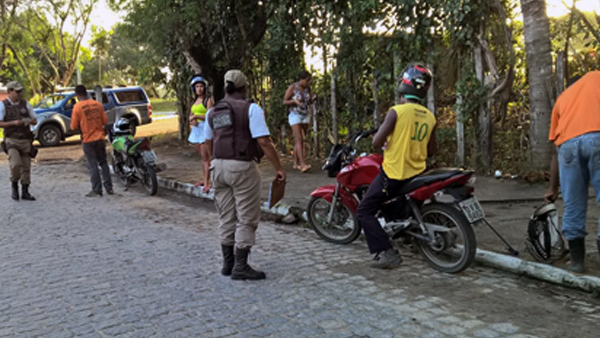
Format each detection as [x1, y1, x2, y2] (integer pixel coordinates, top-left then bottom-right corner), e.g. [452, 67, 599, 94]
[139, 163, 158, 196]
[415, 203, 477, 274]
[306, 196, 361, 244]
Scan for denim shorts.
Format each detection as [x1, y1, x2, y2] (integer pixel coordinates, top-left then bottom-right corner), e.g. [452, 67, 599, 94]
[289, 112, 309, 126]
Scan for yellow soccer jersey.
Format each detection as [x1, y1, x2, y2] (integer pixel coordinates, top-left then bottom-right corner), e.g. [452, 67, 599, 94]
[382, 103, 436, 180]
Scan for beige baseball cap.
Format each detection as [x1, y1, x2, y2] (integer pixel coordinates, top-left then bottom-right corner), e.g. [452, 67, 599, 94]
[6, 81, 23, 91]
[224, 70, 248, 89]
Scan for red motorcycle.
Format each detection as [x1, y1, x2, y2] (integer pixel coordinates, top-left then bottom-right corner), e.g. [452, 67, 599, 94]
[307, 130, 482, 273]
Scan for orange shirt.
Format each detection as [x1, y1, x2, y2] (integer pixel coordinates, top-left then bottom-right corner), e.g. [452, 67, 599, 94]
[549, 71, 600, 146]
[70, 99, 108, 143]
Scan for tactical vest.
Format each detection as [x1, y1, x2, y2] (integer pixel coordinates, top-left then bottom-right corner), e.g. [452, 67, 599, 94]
[209, 93, 264, 162]
[2, 99, 33, 140]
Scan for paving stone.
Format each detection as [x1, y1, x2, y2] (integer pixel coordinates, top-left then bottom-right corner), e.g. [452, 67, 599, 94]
[0, 163, 596, 338]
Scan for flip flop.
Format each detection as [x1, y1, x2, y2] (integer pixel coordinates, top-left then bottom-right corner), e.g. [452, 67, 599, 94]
[300, 164, 312, 173]
[194, 181, 205, 188]
[201, 186, 211, 193]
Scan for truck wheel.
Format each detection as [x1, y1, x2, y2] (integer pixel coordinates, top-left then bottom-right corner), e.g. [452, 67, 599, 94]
[38, 125, 62, 147]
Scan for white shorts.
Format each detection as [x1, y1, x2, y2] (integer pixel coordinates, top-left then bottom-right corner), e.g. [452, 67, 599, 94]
[188, 122, 206, 144]
[289, 112, 309, 126]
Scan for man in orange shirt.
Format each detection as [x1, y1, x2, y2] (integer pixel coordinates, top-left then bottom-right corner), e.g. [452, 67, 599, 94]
[545, 71, 600, 273]
[71, 85, 113, 197]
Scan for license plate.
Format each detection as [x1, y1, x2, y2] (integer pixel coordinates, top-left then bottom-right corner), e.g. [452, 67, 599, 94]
[459, 197, 485, 223]
[142, 150, 157, 164]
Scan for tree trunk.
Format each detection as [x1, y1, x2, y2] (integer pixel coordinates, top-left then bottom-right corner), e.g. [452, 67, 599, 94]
[372, 72, 380, 129]
[331, 71, 338, 144]
[520, 0, 554, 169]
[475, 45, 492, 172]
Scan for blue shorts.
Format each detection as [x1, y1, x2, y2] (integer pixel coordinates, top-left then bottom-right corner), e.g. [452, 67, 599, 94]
[289, 112, 309, 126]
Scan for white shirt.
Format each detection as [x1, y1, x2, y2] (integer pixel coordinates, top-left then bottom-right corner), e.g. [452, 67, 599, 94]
[0, 98, 36, 121]
[204, 103, 270, 140]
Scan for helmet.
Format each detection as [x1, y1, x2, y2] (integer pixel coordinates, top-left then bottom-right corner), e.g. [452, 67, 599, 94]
[113, 117, 131, 133]
[525, 203, 568, 262]
[190, 76, 208, 94]
[397, 62, 432, 101]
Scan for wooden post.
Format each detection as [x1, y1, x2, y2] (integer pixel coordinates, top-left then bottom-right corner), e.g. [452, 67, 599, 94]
[331, 71, 338, 144]
[556, 51, 565, 94]
[373, 71, 380, 128]
[456, 94, 465, 168]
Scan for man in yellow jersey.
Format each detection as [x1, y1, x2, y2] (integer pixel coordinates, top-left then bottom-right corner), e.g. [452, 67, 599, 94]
[357, 63, 436, 269]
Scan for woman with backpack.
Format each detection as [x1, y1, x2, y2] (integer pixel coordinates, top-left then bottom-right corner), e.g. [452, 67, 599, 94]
[283, 70, 314, 173]
[188, 75, 214, 193]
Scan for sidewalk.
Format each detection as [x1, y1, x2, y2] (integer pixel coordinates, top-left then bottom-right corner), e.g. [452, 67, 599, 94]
[151, 138, 600, 291]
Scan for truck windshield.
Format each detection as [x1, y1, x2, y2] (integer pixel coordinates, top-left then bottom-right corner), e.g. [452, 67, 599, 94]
[35, 94, 69, 109]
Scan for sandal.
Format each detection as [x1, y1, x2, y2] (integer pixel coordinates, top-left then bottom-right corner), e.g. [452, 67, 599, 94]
[300, 164, 312, 173]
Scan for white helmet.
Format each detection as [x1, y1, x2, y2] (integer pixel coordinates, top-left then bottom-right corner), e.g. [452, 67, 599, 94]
[525, 203, 567, 262]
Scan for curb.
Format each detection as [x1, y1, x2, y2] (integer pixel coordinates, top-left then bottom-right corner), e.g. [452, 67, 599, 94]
[157, 175, 600, 293]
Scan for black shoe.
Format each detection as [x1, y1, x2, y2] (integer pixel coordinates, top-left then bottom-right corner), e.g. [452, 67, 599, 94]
[231, 247, 266, 280]
[221, 245, 235, 276]
[106, 189, 115, 195]
[567, 238, 585, 273]
[370, 248, 403, 269]
[85, 191, 102, 198]
[21, 184, 35, 201]
[11, 182, 19, 200]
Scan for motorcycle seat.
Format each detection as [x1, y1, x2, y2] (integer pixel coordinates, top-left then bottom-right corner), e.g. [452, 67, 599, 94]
[400, 169, 465, 194]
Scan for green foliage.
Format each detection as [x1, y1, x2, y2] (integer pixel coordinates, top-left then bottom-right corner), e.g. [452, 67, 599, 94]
[454, 63, 489, 123]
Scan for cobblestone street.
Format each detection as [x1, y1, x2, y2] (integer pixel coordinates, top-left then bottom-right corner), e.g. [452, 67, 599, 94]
[1, 162, 599, 338]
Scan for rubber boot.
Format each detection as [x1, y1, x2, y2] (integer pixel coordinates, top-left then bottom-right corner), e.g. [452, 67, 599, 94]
[11, 182, 19, 200]
[231, 247, 266, 280]
[21, 184, 35, 201]
[221, 245, 235, 276]
[567, 238, 585, 273]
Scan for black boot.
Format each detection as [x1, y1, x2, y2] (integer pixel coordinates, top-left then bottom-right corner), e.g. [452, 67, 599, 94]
[11, 182, 19, 200]
[231, 247, 266, 280]
[21, 184, 35, 201]
[221, 245, 235, 276]
[567, 238, 585, 273]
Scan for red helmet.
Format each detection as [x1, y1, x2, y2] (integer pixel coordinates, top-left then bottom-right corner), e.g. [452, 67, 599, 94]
[397, 62, 432, 100]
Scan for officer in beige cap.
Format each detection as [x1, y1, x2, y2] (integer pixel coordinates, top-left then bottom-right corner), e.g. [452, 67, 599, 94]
[205, 70, 286, 280]
[0, 81, 38, 201]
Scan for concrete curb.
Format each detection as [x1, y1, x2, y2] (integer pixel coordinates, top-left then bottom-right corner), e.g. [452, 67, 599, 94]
[157, 175, 600, 293]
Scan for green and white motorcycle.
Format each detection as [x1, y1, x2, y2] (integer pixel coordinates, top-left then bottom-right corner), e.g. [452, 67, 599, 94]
[107, 118, 160, 196]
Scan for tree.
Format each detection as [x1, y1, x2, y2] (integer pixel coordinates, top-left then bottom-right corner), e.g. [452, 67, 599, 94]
[12, 0, 97, 91]
[520, 0, 554, 169]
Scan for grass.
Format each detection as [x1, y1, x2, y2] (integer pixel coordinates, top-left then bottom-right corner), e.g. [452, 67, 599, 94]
[150, 98, 177, 113]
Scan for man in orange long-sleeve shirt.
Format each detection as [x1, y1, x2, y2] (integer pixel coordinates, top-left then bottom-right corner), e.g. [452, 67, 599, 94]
[71, 85, 113, 197]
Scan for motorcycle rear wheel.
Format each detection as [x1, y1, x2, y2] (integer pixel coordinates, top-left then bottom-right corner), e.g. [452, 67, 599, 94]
[140, 163, 158, 196]
[111, 153, 128, 186]
[306, 196, 361, 244]
[415, 203, 477, 274]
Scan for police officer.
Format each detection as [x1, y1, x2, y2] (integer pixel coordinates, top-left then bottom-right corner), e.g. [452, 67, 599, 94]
[0, 81, 38, 201]
[205, 70, 286, 280]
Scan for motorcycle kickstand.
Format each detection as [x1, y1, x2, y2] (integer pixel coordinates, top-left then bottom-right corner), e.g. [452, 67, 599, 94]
[482, 219, 519, 256]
